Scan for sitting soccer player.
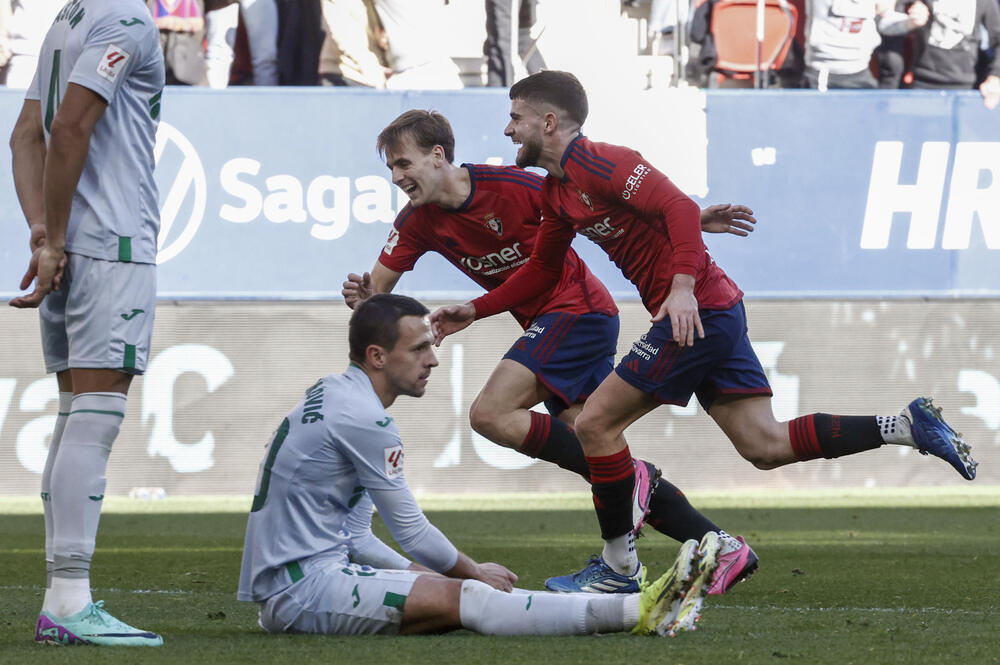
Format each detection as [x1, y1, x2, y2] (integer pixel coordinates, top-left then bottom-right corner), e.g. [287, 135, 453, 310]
[237, 294, 721, 637]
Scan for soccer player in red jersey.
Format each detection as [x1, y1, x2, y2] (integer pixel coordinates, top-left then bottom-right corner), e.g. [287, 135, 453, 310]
[429, 71, 977, 595]
[342, 109, 761, 594]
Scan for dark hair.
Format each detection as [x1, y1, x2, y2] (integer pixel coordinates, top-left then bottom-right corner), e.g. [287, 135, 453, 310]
[349, 294, 430, 363]
[509, 71, 588, 127]
[376, 110, 456, 163]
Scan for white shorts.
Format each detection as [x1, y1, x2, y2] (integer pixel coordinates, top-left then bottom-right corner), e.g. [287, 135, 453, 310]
[40, 253, 157, 375]
[258, 561, 419, 635]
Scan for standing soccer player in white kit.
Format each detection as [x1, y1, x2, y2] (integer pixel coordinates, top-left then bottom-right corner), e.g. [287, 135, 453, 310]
[9, 0, 165, 647]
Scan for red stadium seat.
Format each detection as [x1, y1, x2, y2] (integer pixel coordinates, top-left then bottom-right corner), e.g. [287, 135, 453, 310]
[710, 0, 798, 84]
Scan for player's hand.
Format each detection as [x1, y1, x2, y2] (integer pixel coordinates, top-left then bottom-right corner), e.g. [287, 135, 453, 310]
[475, 562, 518, 592]
[429, 303, 476, 346]
[651, 275, 703, 347]
[342, 271, 374, 309]
[700, 203, 756, 236]
[28, 223, 47, 252]
[979, 75, 1000, 111]
[9, 246, 66, 309]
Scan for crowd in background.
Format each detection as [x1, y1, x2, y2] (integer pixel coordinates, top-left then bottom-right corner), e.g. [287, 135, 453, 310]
[0, 0, 996, 107]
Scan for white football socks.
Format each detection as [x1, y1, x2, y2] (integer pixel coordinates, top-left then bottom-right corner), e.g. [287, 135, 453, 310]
[459, 579, 630, 635]
[42, 391, 74, 587]
[602, 531, 640, 577]
[44, 392, 125, 618]
[877, 413, 914, 446]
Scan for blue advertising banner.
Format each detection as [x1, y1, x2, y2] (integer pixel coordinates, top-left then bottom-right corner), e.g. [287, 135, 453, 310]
[1, 88, 997, 300]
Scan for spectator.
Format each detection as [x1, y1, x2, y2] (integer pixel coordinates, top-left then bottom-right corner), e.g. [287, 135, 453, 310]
[483, 0, 546, 86]
[275, 0, 324, 84]
[204, 0, 279, 88]
[319, 0, 388, 87]
[150, 0, 207, 85]
[372, 0, 462, 89]
[803, 0, 929, 89]
[904, 0, 1000, 108]
[0, 0, 62, 89]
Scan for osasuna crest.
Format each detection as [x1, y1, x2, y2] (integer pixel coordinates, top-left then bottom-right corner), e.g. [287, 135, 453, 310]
[579, 190, 594, 211]
[383, 229, 400, 255]
[483, 213, 503, 237]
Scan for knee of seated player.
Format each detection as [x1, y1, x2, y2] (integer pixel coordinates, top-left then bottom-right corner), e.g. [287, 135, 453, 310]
[399, 576, 464, 635]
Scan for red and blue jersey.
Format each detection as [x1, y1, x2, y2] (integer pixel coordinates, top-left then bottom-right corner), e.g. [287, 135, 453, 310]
[377, 164, 618, 330]
[472, 136, 742, 319]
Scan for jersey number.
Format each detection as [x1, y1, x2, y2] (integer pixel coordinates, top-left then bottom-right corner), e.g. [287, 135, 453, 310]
[251, 417, 290, 512]
[44, 50, 62, 133]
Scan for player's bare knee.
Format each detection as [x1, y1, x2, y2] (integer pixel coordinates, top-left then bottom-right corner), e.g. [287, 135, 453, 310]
[730, 428, 787, 470]
[468, 400, 501, 439]
[573, 410, 606, 448]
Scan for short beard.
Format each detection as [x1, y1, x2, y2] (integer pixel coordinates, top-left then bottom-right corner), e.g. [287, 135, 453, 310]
[515, 139, 542, 168]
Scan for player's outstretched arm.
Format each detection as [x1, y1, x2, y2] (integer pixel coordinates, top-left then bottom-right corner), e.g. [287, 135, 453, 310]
[429, 303, 476, 346]
[342, 262, 403, 309]
[445, 553, 517, 592]
[700, 203, 756, 236]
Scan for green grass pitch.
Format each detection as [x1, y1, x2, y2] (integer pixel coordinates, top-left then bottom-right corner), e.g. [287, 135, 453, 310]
[1, 489, 998, 664]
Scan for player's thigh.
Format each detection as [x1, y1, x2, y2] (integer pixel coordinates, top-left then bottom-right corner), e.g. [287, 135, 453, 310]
[260, 563, 421, 635]
[63, 255, 156, 377]
[39, 259, 72, 375]
[501, 312, 618, 417]
[474, 359, 552, 415]
[575, 371, 660, 445]
[693, 303, 772, 412]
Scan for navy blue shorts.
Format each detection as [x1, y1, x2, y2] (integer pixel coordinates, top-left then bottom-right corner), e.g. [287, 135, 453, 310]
[503, 312, 619, 416]
[615, 301, 771, 411]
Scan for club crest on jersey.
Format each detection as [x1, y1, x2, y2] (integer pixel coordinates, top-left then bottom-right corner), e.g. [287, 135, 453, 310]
[384, 445, 404, 478]
[483, 214, 503, 237]
[383, 229, 400, 255]
[98, 44, 131, 83]
[579, 190, 594, 211]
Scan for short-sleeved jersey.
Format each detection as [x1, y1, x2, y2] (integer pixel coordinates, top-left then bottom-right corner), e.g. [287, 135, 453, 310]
[378, 164, 618, 330]
[472, 136, 742, 319]
[238, 365, 410, 602]
[26, 0, 164, 264]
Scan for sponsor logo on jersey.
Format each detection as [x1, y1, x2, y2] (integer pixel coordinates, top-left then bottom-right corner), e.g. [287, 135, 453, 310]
[97, 44, 131, 83]
[120, 308, 145, 320]
[383, 229, 400, 255]
[384, 445, 404, 478]
[459, 242, 526, 275]
[579, 217, 624, 243]
[579, 190, 594, 211]
[621, 163, 651, 200]
[483, 213, 503, 237]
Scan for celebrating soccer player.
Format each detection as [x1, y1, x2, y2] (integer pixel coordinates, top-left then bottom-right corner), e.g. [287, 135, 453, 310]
[429, 70, 978, 593]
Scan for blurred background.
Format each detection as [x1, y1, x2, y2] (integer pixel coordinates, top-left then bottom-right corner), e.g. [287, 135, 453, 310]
[1, 0, 997, 497]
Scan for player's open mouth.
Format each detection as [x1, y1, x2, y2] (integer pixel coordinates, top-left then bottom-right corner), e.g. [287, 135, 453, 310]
[403, 183, 418, 195]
